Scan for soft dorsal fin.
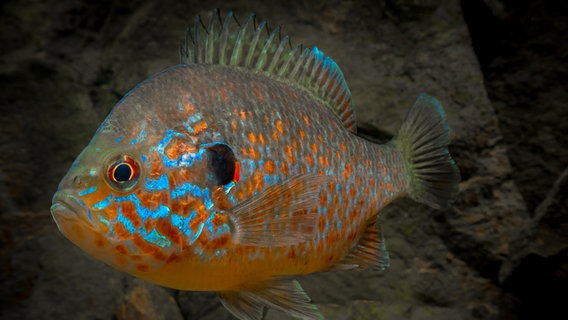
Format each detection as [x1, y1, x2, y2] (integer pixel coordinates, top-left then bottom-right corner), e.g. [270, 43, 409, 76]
[179, 9, 357, 133]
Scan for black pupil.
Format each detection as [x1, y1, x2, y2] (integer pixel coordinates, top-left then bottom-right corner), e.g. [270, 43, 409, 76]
[113, 163, 132, 182]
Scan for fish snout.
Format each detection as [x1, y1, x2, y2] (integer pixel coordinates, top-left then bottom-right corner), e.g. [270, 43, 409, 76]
[51, 191, 95, 228]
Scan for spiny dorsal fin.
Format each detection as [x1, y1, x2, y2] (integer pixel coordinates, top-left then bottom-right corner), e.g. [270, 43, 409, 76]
[179, 9, 357, 133]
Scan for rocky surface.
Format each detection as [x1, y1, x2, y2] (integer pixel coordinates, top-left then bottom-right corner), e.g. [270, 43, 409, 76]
[1, 0, 565, 319]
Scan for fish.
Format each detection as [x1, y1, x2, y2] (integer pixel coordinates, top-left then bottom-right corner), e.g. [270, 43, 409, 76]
[50, 10, 460, 320]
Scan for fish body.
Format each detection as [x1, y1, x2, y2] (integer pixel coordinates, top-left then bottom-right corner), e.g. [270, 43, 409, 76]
[51, 11, 459, 320]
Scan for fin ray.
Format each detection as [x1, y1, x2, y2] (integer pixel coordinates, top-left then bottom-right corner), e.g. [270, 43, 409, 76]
[180, 10, 357, 133]
[219, 279, 322, 320]
[333, 214, 390, 271]
[229, 173, 330, 247]
[395, 94, 460, 209]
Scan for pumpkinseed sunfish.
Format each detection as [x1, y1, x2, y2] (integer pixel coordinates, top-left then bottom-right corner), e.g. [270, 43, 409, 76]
[51, 10, 460, 320]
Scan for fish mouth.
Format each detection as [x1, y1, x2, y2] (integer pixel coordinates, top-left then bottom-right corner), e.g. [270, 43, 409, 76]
[51, 192, 94, 227]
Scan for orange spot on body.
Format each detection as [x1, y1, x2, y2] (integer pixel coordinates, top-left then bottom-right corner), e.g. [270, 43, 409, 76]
[299, 130, 306, 140]
[114, 222, 131, 240]
[115, 244, 128, 255]
[136, 264, 150, 272]
[120, 201, 141, 228]
[94, 234, 109, 248]
[258, 133, 265, 144]
[248, 148, 260, 160]
[305, 154, 314, 166]
[156, 218, 184, 247]
[133, 234, 159, 254]
[139, 192, 163, 211]
[165, 137, 197, 160]
[280, 161, 289, 176]
[264, 160, 276, 174]
[152, 250, 167, 262]
[248, 132, 257, 144]
[193, 121, 208, 135]
[318, 215, 326, 233]
[311, 143, 318, 153]
[284, 145, 295, 163]
[276, 120, 284, 134]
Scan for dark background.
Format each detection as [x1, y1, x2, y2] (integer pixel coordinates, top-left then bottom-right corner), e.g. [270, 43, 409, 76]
[1, 0, 566, 319]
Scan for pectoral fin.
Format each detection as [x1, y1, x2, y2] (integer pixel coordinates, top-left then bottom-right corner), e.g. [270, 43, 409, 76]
[333, 214, 390, 271]
[218, 279, 322, 320]
[229, 173, 330, 247]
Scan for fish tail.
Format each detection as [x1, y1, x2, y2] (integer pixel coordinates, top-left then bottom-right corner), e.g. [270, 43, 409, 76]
[394, 94, 460, 209]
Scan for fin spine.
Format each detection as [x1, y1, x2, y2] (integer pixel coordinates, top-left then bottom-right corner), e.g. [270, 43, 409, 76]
[180, 9, 357, 132]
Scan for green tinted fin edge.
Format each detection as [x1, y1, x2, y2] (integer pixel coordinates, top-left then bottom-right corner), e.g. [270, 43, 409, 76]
[179, 9, 357, 133]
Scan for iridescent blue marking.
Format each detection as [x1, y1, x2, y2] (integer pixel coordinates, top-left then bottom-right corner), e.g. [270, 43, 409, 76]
[114, 194, 170, 221]
[79, 186, 97, 196]
[171, 182, 202, 199]
[187, 113, 202, 123]
[336, 220, 342, 228]
[153, 130, 205, 168]
[115, 137, 122, 143]
[203, 188, 213, 209]
[223, 181, 235, 194]
[116, 205, 136, 234]
[141, 154, 147, 162]
[210, 223, 230, 239]
[183, 120, 195, 134]
[143, 229, 172, 248]
[99, 215, 110, 226]
[205, 213, 215, 232]
[177, 101, 184, 111]
[171, 212, 195, 237]
[189, 222, 204, 245]
[93, 195, 113, 210]
[145, 174, 169, 191]
[89, 169, 96, 176]
[130, 130, 146, 145]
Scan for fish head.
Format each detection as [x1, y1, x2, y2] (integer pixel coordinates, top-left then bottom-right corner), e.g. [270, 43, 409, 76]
[51, 71, 239, 274]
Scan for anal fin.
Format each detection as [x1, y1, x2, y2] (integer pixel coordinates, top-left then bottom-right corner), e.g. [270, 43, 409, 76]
[333, 214, 390, 271]
[218, 279, 322, 320]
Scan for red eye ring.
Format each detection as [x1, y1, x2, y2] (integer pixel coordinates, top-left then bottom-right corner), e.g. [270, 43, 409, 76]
[106, 155, 141, 190]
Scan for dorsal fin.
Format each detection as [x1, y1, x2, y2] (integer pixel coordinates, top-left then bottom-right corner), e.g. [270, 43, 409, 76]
[179, 9, 357, 133]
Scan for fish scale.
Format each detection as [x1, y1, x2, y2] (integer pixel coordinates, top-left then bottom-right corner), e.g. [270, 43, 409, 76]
[51, 10, 459, 320]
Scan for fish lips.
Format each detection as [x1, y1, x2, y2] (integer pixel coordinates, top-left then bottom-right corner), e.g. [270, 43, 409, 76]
[51, 191, 97, 230]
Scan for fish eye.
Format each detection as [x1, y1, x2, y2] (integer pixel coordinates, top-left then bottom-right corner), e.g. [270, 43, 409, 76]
[105, 155, 141, 191]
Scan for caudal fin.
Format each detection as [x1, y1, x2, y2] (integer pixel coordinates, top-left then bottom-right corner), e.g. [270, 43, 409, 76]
[395, 94, 460, 209]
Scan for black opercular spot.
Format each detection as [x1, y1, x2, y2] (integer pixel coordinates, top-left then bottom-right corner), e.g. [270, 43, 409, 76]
[206, 143, 236, 186]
